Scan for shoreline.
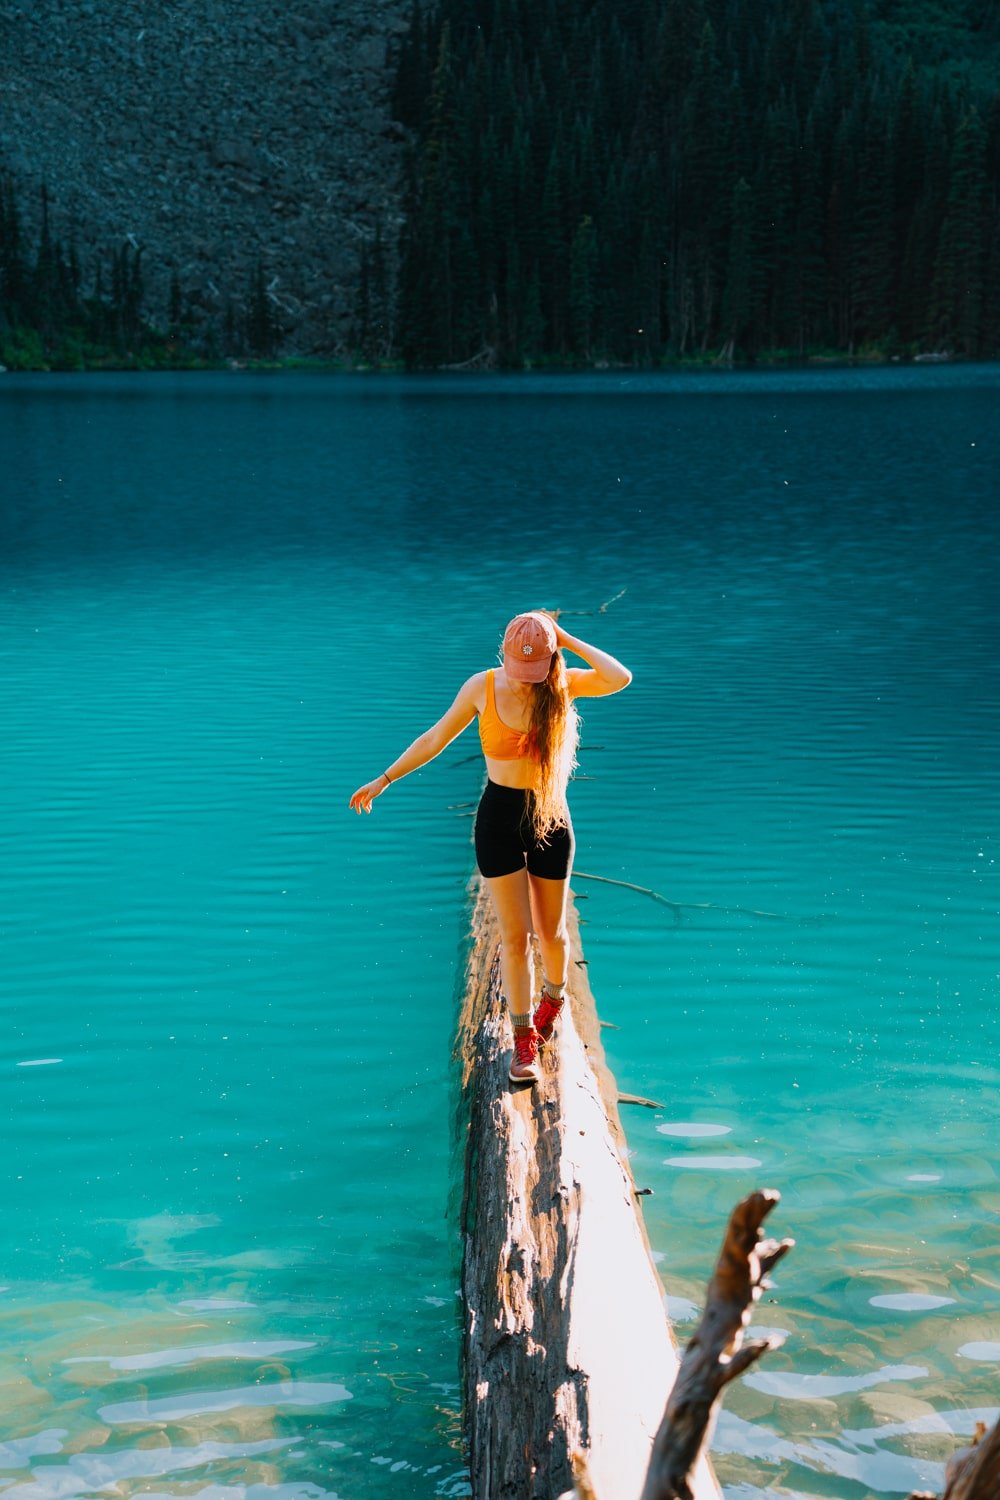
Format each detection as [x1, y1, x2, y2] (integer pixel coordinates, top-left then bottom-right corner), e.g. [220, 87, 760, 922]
[0, 350, 982, 378]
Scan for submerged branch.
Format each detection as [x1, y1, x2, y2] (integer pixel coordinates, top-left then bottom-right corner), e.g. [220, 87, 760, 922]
[572, 869, 787, 923]
[557, 587, 628, 616]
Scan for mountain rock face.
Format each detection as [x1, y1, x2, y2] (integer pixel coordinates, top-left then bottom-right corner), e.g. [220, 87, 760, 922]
[0, 0, 412, 352]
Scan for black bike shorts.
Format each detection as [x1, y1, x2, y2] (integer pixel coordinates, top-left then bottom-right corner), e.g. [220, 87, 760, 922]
[474, 780, 574, 880]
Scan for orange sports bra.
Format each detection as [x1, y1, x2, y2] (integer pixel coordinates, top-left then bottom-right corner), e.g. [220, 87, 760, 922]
[479, 669, 538, 761]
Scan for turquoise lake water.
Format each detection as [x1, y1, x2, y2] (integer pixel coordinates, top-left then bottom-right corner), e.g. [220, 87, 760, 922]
[1, 367, 998, 1499]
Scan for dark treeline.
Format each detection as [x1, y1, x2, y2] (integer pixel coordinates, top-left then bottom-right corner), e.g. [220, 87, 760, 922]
[390, 0, 1000, 367]
[0, 167, 279, 369]
[5, 1, 1000, 370]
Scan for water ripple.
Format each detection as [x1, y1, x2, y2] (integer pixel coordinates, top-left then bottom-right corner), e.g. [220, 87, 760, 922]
[65, 1339, 314, 1372]
[0, 1439, 293, 1500]
[743, 1363, 929, 1400]
[98, 1381, 353, 1424]
[3, 368, 998, 1500]
[869, 1294, 956, 1312]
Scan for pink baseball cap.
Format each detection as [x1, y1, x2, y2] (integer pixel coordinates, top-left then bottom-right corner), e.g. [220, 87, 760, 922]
[503, 612, 558, 683]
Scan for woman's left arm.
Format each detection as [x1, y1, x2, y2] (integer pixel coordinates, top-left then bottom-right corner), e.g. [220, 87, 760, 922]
[349, 674, 481, 814]
[554, 624, 633, 697]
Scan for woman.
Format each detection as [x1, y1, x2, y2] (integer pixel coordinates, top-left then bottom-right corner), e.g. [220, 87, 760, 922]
[349, 612, 631, 1085]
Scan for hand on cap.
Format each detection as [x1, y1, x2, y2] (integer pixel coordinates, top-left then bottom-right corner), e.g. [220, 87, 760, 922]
[539, 610, 569, 648]
[349, 776, 388, 814]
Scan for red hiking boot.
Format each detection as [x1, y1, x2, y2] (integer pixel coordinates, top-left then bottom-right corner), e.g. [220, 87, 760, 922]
[534, 992, 564, 1046]
[509, 1025, 540, 1084]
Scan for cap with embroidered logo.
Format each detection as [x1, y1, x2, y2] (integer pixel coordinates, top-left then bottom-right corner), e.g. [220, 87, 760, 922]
[502, 612, 558, 683]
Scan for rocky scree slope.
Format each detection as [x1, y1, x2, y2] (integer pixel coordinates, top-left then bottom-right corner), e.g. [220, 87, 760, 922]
[0, 0, 411, 353]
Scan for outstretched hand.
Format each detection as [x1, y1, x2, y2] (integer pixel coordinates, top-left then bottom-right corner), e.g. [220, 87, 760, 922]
[349, 776, 388, 814]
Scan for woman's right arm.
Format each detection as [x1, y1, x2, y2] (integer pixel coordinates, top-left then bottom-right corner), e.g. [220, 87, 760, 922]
[349, 673, 483, 814]
[552, 624, 632, 697]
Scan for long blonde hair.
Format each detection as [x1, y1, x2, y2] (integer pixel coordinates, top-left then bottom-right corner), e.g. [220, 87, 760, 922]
[527, 650, 579, 841]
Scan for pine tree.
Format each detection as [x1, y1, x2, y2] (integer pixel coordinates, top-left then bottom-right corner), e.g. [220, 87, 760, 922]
[891, 61, 925, 343]
[352, 240, 371, 356]
[521, 267, 545, 360]
[538, 141, 567, 353]
[927, 107, 988, 354]
[369, 222, 392, 359]
[756, 96, 799, 349]
[851, 89, 894, 346]
[392, 0, 428, 128]
[246, 260, 276, 357]
[32, 185, 58, 341]
[400, 20, 461, 362]
[169, 268, 183, 338]
[569, 214, 598, 358]
[0, 171, 26, 322]
[224, 300, 241, 356]
[982, 94, 1000, 354]
[721, 176, 758, 357]
[681, 20, 727, 349]
[791, 117, 829, 351]
[126, 245, 144, 348]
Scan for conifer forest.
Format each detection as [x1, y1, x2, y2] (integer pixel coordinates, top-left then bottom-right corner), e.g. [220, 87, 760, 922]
[392, 0, 1000, 367]
[3, 0, 1000, 368]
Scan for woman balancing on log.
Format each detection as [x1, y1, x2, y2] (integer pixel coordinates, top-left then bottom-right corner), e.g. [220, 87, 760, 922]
[349, 612, 631, 1085]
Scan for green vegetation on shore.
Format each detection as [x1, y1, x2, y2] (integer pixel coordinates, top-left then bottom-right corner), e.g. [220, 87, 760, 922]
[0, 175, 178, 370]
[0, 171, 288, 372]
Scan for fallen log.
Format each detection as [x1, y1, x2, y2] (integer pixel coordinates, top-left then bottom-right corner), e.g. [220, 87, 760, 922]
[455, 880, 721, 1500]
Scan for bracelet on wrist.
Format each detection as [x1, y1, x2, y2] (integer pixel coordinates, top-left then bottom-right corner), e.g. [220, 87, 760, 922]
[381, 770, 393, 786]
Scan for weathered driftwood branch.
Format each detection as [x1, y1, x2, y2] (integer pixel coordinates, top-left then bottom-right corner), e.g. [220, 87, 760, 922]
[456, 881, 720, 1500]
[632, 1188, 998, 1500]
[907, 1417, 1000, 1500]
[639, 1191, 794, 1500]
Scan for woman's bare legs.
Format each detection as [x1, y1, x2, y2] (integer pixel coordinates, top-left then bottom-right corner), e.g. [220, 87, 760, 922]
[528, 872, 572, 993]
[485, 866, 572, 1079]
[528, 871, 572, 1046]
[484, 868, 535, 1021]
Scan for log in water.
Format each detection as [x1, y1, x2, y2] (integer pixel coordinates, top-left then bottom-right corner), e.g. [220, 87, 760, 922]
[455, 880, 721, 1500]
